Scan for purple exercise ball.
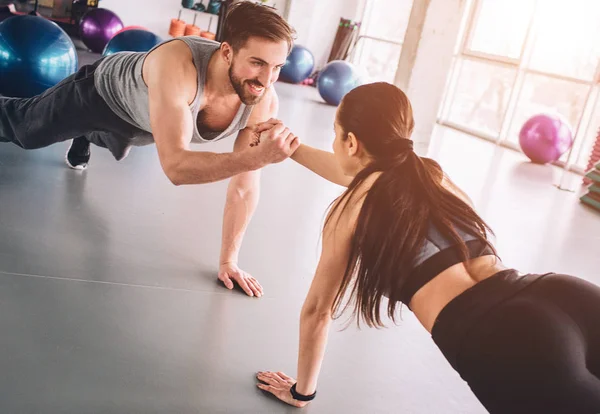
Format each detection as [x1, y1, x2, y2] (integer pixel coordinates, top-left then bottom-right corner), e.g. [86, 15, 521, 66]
[79, 8, 123, 53]
[518, 113, 573, 164]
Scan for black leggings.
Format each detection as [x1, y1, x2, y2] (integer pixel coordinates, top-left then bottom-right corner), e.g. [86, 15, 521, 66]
[0, 58, 150, 161]
[432, 270, 600, 413]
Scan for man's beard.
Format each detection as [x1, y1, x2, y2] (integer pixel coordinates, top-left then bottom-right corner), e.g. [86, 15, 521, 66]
[229, 65, 265, 106]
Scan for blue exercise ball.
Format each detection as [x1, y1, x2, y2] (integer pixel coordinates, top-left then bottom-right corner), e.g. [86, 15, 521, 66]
[102, 29, 163, 56]
[279, 45, 315, 84]
[0, 15, 77, 98]
[317, 60, 364, 106]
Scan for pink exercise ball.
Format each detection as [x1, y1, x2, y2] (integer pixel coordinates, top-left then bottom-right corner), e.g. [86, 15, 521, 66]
[113, 25, 148, 37]
[518, 113, 573, 164]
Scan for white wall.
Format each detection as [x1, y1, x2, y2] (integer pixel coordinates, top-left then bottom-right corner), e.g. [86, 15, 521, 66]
[100, 0, 364, 65]
[286, 0, 364, 68]
[98, 0, 364, 69]
[99, 0, 220, 40]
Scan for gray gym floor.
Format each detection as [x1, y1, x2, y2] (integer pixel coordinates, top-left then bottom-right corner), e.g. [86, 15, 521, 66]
[1, 49, 599, 414]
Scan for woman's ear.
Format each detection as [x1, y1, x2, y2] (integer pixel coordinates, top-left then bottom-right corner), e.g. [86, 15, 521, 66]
[347, 132, 359, 157]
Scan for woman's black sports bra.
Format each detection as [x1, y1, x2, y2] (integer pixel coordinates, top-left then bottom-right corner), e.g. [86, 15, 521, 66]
[399, 225, 495, 307]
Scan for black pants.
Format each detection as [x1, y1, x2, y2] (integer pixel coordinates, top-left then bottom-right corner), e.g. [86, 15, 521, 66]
[432, 269, 600, 413]
[0, 58, 150, 161]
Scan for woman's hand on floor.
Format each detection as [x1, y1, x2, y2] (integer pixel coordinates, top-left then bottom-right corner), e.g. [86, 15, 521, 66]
[256, 371, 311, 408]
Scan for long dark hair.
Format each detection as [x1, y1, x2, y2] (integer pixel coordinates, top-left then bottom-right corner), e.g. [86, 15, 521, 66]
[328, 82, 497, 328]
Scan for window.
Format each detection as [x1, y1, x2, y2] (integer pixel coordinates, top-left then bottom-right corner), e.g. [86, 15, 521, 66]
[528, 0, 600, 81]
[466, 0, 535, 60]
[352, 38, 402, 83]
[350, 0, 414, 82]
[362, 0, 412, 43]
[446, 58, 517, 137]
[439, 0, 600, 173]
[505, 74, 590, 151]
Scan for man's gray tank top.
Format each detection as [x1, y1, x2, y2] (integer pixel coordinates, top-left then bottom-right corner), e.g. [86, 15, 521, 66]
[93, 36, 254, 158]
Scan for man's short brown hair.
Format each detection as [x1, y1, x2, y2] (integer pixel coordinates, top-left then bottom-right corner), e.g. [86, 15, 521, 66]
[222, 1, 296, 52]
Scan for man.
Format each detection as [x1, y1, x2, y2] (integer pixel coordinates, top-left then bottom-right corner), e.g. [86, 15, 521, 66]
[0, 2, 299, 297]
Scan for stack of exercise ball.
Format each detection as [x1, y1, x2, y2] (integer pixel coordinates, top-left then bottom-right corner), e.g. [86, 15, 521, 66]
[0, 15, 78, 97]
[79, 8, 123, 53]
[518, 113, 573, 164]
[580, 161, 600, 212]
[317, 60, 364, 106]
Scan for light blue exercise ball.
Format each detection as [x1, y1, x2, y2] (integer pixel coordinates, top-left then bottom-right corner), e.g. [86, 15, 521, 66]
[317, 60, 364, 106]
[279, 44, 315, 84]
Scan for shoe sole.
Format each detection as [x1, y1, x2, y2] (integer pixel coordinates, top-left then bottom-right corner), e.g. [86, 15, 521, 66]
[64, 149, 88, 170]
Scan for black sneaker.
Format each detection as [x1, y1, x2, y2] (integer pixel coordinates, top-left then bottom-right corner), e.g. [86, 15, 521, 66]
[65, 137, 91, 170]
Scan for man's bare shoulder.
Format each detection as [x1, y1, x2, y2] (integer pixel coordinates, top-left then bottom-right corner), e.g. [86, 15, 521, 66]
[147, 39, 194, 62]
[143, 40, 198, 102]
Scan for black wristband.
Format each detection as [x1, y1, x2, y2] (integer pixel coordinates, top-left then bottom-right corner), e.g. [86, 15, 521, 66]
[290, 383, 317, 401]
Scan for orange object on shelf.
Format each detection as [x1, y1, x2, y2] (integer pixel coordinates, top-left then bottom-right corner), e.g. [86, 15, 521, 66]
[200, 31, 216, 40]
[185, 24, 201, 36]
[168, 10, 186, 37]
[169, 19, 186, 37]
[199, 16, 216, 40]
[184, 13, 201, 36]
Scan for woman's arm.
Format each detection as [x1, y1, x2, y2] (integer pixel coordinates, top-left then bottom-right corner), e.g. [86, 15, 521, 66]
[294, 215, 353, 395]
[291, 144, 353, 187]
[253, 120, 352, 187]
[257, 184, 369, 407]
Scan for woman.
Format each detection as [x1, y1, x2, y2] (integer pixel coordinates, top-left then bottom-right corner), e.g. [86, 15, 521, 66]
[254, 82, 600, 413]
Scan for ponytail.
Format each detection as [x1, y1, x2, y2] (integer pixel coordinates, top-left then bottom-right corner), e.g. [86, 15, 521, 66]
[329, 82, 496, 328]
[328, 150, 496, 328]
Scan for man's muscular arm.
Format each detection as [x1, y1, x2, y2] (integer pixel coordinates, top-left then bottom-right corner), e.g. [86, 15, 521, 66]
[217, 90, 282, 297]
[144, 41, 293, 185]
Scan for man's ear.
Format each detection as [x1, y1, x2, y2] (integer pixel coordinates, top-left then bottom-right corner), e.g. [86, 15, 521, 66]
[221, 42, 233, 64]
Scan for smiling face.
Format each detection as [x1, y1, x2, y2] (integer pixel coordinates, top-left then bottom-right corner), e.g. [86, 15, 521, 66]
[225, 36, 288, 105]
